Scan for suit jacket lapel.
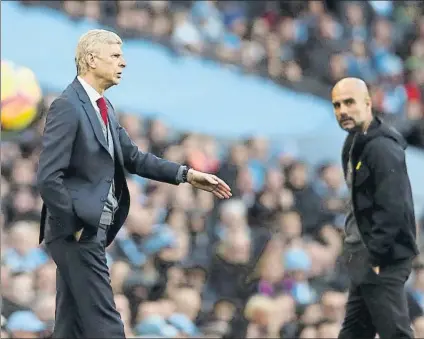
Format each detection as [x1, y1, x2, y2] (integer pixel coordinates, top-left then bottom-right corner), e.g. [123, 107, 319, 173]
[105, 100, 124, 166]
[71, 78, 109, 153]
[83, 101, 109, 153]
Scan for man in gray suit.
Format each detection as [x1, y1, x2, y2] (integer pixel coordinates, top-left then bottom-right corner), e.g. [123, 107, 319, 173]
[37, 29, 232, 338]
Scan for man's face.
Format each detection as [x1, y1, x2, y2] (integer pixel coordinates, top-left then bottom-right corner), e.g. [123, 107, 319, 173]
[332, 85, 371, 132]
[11, 274, 35, 305]
[214, 301, 235, 321]
[322, 165, 343, 189]
[92, 43, 126, 87]
[35, 262, 56, 295]
[317, 323, 341, 338]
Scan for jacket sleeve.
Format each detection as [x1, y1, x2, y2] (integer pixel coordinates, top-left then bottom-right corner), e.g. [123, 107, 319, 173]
[37, 98, 79, 231]
[117, 123, 182, 185]
[364, 137, 407, 267]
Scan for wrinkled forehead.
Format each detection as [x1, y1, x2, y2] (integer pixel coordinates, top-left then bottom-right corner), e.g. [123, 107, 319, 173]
[332, 85, 362, 103]
[97, 42, 123, 55]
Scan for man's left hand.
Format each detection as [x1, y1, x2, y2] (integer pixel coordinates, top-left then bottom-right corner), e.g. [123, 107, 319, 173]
[187, 169, 232, 199]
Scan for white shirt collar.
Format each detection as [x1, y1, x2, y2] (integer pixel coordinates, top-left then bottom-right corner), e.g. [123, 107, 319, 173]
[77, 76, 102, 109]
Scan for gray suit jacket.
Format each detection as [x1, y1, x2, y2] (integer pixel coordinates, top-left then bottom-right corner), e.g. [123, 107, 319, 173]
[37, 78, 181, 246]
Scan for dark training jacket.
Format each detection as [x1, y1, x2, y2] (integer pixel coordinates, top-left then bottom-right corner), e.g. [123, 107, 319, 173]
[341, 116, 419, 267]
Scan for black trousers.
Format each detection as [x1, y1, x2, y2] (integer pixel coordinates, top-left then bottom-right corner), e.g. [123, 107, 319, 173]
[338, 246, 414, 339]
[47, 224, 125, 338]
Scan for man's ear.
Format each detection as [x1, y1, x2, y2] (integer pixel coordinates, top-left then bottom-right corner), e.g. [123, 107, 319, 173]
[366, 95, 371, 105]
[365, 95, 372, 109]
[86, 53, 96, 70]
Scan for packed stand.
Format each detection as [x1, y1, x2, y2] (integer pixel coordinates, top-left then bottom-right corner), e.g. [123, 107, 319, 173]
[1, 94, 424, 338]
[21, 0, 424, 149]
[2, 1, 424, 338]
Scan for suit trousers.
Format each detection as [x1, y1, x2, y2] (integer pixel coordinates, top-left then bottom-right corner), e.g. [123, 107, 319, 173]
[338, 245, 414, 339]
[46, 224, 125, 338]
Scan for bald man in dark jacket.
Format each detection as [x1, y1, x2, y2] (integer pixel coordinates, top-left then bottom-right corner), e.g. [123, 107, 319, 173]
[332, 78, 418, 339]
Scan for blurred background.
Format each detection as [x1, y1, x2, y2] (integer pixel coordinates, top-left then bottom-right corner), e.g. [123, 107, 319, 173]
[1, 1, 424, 338]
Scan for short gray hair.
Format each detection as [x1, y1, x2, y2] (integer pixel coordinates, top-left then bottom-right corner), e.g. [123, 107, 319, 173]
[75, 29, 122, 75]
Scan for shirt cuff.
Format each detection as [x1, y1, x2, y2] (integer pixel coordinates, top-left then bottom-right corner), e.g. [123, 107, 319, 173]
[175, 165, 186, 184]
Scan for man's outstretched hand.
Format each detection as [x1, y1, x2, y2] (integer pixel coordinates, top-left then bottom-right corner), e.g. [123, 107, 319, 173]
[187, 169, 232, 199]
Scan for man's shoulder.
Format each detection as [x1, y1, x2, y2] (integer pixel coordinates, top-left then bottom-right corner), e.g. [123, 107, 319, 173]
[49, 94, 75, 112]
[363, 136, 406, 173]
[363, 117, 407, 156]
[365, 135, 404, 156]
[47, 90, 82, 122]
[50, 84, 81, 109]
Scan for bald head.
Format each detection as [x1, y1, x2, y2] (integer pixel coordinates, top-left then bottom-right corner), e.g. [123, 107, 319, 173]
[331, 77, 373, 132]
[332, 77, 369, 98]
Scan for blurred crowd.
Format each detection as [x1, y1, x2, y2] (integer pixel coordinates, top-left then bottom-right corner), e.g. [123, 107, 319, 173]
[2, 0, 424, 338]
[2, 97, 424, 338]
[22, 0, 424, 148]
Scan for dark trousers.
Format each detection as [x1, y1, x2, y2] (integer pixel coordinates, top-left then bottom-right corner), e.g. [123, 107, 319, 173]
[47, 224, 125, 338]
[338, 245, 414, 339]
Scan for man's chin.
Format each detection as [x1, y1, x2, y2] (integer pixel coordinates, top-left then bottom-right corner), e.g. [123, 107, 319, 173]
[110, 77, 121, 86]
[340, 121, 356, 132]
[342, 126, 355, 132]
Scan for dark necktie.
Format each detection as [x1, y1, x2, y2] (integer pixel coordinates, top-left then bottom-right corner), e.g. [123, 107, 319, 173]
[96, 97, 108, 126]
